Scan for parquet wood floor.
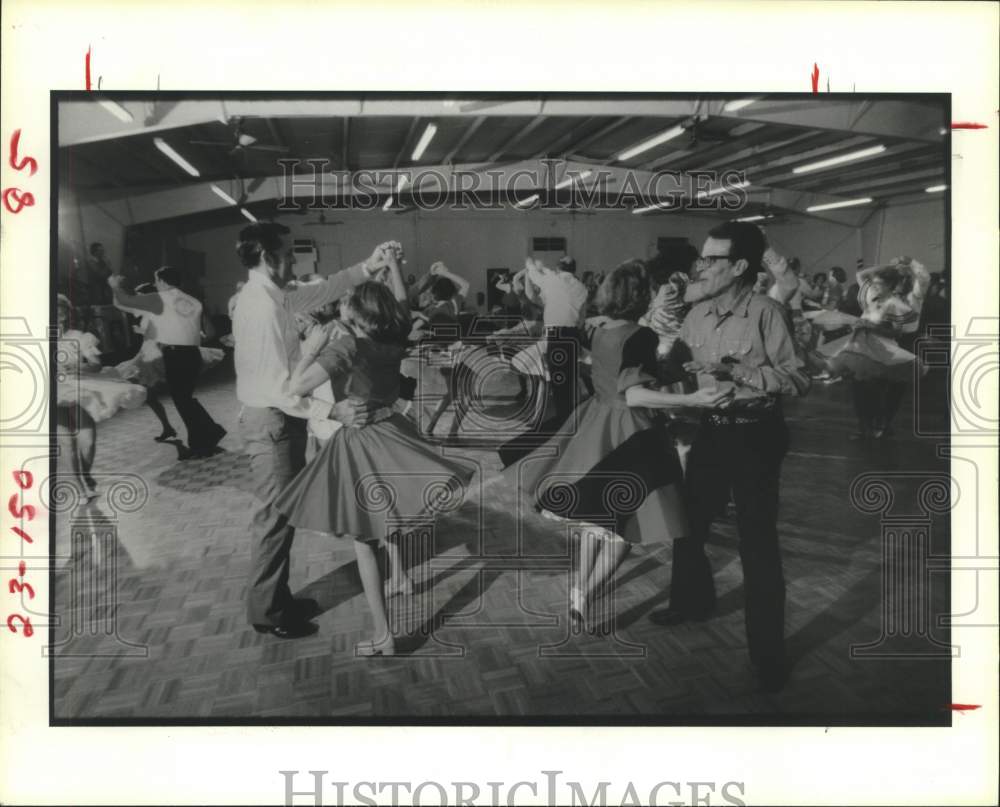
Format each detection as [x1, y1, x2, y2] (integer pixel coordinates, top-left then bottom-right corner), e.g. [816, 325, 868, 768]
[51, 355, 954, 721]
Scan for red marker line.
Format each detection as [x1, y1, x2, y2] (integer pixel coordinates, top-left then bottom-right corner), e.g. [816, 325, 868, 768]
[85, 46, 92, 91]
[951, 122, 987, 130]
[949, 703, 981, 711]
[811, 63, 820, 94]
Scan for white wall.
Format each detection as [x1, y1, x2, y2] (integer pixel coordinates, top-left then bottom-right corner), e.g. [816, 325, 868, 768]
[175, 207, 866, 315]
[860, 198, 946, 273]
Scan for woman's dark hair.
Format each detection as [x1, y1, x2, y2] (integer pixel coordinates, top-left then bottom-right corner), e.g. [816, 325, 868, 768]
[236, 222, 291, 269]
[709, 221, 767, 286]
[871, 266, 903, 291]
[595, 259, 651, 321]
[340, 281, 411, 345]
[645, 242, 699, 288]
[830, 266, 847, 284]
[813, 272, 827, 284]
[430, 277, 457, 302]
[154, 265, 183, 288]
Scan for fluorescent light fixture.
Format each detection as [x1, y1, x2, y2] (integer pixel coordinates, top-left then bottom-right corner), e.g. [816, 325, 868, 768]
[925, 184, 947, 193]
[554, 170, 593, 190]
[632, 201, 673, 215]
[806, 197, 872, 212]
[97, 98, 134, 122]
[382, 175, 410, 211]
[239, 208, 257, 222]
[696, 180, 751, 198]
[514, 193, 540, 209]
[722, 99, 755, 112]
[210, 184, 238, 206]
[617, 125, 685, 162]
[735, 214, 770, 222]
[411, 123, 438, 161]
[153, 137, 200, 177]
[792, 144, 886, 174]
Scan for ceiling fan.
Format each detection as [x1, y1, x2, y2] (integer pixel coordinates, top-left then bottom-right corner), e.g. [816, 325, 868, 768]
[189, 117, 290, 156]
[683, 117, 734, 148]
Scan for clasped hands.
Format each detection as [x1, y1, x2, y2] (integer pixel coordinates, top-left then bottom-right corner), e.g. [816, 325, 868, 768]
[365, 241, 405, 276]
[683, 359, 737, 380]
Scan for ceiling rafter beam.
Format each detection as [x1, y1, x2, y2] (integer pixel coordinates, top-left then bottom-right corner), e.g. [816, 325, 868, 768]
[753, 141, 938, 188]
[488, 115, 547, 163]
[558, 116, 633, 160]
[702, 98, 944, 144]
[443, 116, 487, 165]
[530, 116, 596, 160]
[266, 118, 287, 150]
[394, 117, 422, 169]
[341, 118, 351, 171]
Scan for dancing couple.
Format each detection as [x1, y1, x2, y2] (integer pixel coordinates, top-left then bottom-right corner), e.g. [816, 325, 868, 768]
[505, 222, 810, 692]
[232, 224, 473, 653]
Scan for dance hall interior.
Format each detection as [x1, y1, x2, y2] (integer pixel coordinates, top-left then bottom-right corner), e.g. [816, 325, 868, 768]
[50, 95, 953, 723]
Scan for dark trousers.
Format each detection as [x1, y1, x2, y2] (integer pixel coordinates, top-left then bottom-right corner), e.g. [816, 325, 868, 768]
[497, 326, 583, 468]
[161, 345, 222, 451]
[678, 416, 790, 667]
[853, 379, 908, 433]
[546, 326, 582, 426]
[239, 407, 307, 627]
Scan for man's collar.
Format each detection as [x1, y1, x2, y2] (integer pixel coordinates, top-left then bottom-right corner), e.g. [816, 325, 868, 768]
[707, 284, 754, 319]
[246, 270, 284, 299]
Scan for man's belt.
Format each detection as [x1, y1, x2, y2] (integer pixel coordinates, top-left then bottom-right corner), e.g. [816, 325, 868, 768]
[704, 411, 777, 427]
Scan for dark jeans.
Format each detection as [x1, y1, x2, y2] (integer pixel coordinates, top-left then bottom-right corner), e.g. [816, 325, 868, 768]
[678, 415, 790, 667]
[239, 407, 307, 627]
[161, 345, 222, 451]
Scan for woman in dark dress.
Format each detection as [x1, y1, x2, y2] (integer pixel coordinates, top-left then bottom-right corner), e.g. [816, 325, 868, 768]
[274, 252, 476, 656]
[504, 260, 732, 626]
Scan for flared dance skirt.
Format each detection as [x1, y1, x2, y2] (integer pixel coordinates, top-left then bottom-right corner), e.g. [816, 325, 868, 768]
[504, 397, 687, 544]
[819, 329, 920, 382]
[57, 374, 147, 422]
[274, 413, 477, 541]
[112, 345, 224, 388]
[804, 309, 859, 332]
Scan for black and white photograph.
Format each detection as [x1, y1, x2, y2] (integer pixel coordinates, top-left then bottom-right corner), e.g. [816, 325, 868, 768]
[1, 2, 997, 805]
[50, 92, 954, 722]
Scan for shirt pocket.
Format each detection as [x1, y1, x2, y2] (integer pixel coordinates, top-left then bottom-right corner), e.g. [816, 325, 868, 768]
[720, 322, 754, 362]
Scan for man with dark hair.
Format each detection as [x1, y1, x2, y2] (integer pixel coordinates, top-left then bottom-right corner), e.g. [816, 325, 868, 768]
[557, 255, 577, 275]
[650, 221, 810, 692]
[232, 222, 400, 638]
[108, 264, 226, 458]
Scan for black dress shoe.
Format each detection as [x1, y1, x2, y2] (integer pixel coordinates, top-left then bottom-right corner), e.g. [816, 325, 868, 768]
[755, 661, 789, 693]
[648, 605, 714, 626]
[287, 598, 321, 621]
[154, 428, 177, 442]
[252, 621, 318, 639]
